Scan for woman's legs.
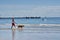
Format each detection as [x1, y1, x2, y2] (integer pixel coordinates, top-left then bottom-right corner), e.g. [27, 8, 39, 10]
[11, 23, 15, 28]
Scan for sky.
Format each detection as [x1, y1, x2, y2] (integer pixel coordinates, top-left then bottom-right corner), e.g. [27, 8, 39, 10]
[0, 0, 60, 17]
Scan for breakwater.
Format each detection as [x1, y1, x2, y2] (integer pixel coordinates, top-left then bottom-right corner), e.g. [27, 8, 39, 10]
[0, 17, 41, 19]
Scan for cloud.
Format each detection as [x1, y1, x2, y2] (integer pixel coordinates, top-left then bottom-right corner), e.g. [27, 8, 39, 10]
[0, 5, 60, 17]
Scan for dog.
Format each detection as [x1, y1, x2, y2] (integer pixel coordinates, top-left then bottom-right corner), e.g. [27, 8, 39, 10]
[18, 25, 24, 28]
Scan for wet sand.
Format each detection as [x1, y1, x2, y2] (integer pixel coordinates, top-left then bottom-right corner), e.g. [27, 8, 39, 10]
[0, 26, 60, 40]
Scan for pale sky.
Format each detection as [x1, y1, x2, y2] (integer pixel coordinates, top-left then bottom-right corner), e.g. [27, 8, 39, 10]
[0, 0, 60, 17]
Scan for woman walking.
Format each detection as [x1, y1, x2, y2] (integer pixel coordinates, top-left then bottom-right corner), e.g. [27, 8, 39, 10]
[11, 17, 16, 29]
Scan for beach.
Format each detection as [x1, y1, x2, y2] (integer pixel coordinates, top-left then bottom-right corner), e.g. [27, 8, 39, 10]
[0, 17, 60, 40]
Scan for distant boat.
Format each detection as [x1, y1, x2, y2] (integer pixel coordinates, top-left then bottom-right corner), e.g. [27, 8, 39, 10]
[42, 17, 47, 21]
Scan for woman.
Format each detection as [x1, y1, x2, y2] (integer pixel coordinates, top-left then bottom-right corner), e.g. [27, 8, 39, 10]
[11, 17, 16, 29]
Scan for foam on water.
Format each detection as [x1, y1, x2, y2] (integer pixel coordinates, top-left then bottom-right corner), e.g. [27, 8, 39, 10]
[0, 24, 60, 27]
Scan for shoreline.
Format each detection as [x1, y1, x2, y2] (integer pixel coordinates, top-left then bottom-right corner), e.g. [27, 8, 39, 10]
[0, 24, 60, 26]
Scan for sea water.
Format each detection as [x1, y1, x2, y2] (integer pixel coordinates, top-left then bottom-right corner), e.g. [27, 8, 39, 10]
[0, 17, 60, 40]
[0, 17, 60, 24]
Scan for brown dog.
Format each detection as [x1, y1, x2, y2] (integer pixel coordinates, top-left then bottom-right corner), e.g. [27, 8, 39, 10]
[18, 25, 24, 28]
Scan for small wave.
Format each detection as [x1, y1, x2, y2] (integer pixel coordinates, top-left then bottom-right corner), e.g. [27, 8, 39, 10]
[0, 24, 60, 27]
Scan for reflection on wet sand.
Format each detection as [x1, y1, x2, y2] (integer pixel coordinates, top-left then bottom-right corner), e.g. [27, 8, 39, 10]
[0, 26, 60, 40]
[12, 28, 23, 40]
[12, 29, 15, 40]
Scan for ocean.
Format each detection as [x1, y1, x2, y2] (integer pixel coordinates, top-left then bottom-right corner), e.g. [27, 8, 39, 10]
[0, 17, 60, 40]
[0, 17, 60, 24]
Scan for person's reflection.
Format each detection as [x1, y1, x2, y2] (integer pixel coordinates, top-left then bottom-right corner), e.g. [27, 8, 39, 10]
[12, 29, 15, 40]
[11, 28, 24, 40]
